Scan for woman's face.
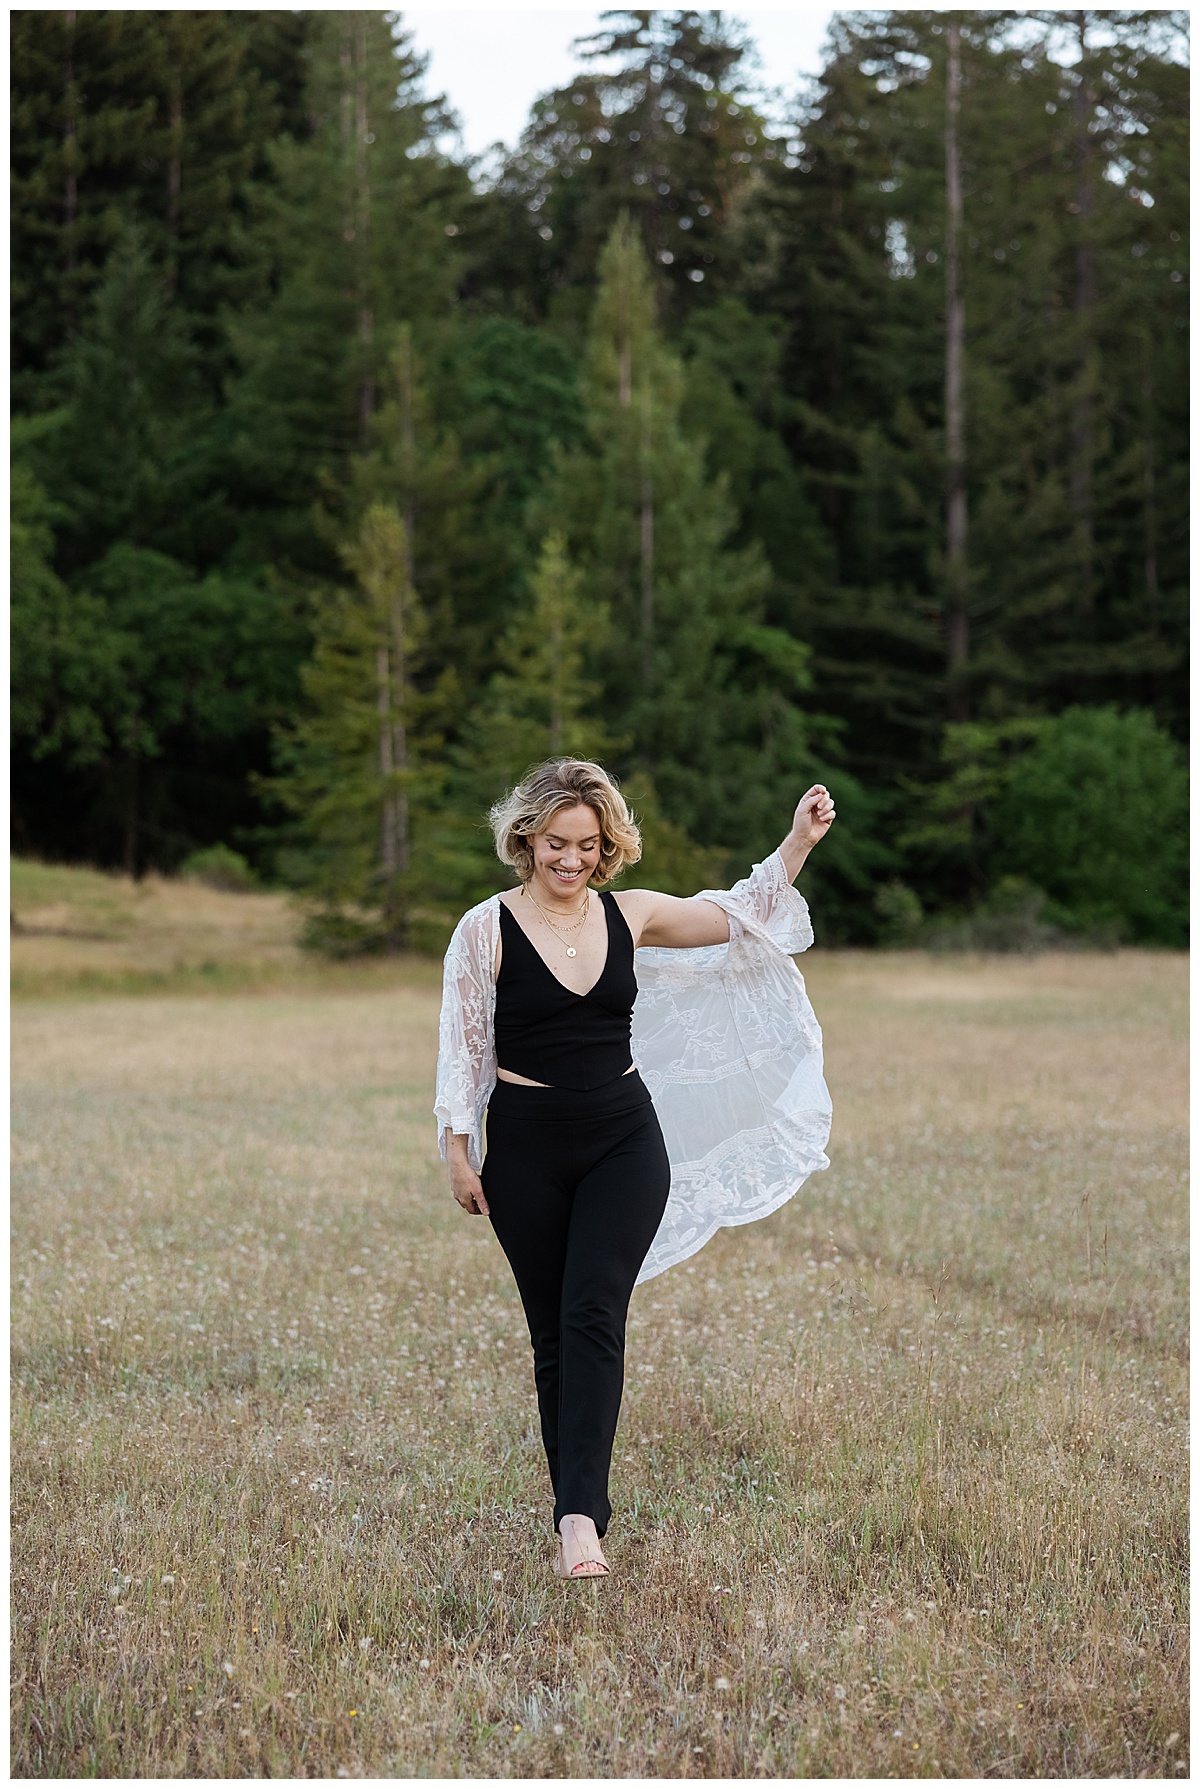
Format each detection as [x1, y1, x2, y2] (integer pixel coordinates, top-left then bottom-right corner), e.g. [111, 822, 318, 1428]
[529, 804, 603, 900]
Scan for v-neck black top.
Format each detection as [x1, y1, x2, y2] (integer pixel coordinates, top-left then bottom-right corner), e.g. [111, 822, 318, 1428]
[495, 891, 637, 1090]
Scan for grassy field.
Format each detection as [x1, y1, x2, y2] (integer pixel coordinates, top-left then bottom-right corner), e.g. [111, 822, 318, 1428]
[9, 858, 442, 1001]
[11, 871, 1188, 1777]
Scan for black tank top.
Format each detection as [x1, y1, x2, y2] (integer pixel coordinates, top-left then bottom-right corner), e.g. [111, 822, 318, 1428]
[494, 891, 637, 1090]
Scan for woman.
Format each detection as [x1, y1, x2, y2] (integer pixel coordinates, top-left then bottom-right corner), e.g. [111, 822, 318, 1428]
[435, 759, 835, 1580]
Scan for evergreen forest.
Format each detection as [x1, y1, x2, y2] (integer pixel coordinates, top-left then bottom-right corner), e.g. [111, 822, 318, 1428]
[11, 9, 1189, 948]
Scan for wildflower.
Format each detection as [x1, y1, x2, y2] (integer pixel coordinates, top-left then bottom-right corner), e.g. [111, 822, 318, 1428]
[160, 1574, 175, 1586]
[715, 1677, 730, 1690]
[492, 1570, 503, 1581]
[552, 1724, 565, 1736]
[833, 1685, 846, 1700]
[223, 1661, 235, 1678]
[419, 1659, 430, 1670]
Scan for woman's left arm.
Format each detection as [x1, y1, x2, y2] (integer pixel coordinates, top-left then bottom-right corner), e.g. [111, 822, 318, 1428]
[619, 785, 836, 950]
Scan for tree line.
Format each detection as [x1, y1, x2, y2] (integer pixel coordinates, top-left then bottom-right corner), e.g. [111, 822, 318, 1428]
[11, 9, 1189, 946]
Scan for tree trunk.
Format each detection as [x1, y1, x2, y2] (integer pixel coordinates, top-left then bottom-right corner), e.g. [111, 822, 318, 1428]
[1141, 331, 1159, 637]
[340, 15, 374, 448]
[123, 756, 140, 880]
[1070, 10, 1097, 613]
[393, 338, 419, 934]
[63, 10, 78, 303]
[944, 18, 969, 716]
[355, 17, 374, 447]
[640, 385, 654, 690]
[549, 597, 564, 753]
[377, 642, 396, 878]
[391, 610, 409, 885]
[396, 326, 417, 570]
[166, 71, 182, 291]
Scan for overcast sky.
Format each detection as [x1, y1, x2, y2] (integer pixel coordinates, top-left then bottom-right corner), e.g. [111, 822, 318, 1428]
[402, 9, 839, 160]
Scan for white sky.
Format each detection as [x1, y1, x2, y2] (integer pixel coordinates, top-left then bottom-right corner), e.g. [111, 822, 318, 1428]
[401, 9, 839, 159]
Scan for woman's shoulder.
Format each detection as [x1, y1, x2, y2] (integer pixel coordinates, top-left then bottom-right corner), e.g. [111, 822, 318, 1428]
[608, 886, 657, 915]
[447, 894, 501, 950]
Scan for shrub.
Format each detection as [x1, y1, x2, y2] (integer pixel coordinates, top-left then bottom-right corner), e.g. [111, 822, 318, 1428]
[993, 706, 1187, 946]
[923, 877, 1075, 954]
[178, 845, 258, 893]
[874, 880, 924, 947]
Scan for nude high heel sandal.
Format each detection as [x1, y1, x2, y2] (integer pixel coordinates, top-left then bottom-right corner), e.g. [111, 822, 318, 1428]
[553, 1523, 610, 1580]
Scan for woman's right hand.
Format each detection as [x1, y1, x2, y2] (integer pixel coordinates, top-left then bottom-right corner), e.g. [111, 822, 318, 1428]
[445, 1133, 489, 1216]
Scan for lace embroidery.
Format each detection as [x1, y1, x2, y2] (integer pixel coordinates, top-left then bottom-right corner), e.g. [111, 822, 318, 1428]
[433, 848, 832, 1277]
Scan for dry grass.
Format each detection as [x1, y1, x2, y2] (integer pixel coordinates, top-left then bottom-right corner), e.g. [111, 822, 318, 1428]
[11, 918, 1188, 1777]
[10, 859, 443, 1000]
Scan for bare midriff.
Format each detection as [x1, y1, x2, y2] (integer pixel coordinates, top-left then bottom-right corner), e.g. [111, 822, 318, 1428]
[495, 1063, 637, 1089]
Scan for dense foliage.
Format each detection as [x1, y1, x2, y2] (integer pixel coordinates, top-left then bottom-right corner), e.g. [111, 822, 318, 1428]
[11, 9, 1188, 944]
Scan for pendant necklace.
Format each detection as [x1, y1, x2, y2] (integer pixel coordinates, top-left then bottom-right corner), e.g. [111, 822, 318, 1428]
[522, 883, 590, 956]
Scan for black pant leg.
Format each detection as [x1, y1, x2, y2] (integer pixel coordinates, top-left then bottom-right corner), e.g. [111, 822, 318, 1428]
[553, 1107, 672, 1537]
[480, 1116, 574, 1505]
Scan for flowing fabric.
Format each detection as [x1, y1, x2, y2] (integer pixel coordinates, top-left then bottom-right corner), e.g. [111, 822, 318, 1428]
[433, 849, 832, 1283]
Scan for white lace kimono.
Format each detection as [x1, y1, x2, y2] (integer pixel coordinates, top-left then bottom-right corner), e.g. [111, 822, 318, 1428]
[434, 848, 832, 1284]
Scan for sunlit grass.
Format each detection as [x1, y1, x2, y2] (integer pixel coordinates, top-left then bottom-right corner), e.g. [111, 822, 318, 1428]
[9, 858, 442, 999]
[11, 942, 1187, 1777]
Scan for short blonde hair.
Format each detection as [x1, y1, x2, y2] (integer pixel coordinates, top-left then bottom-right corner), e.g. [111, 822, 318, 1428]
[490, 758, 642, 887]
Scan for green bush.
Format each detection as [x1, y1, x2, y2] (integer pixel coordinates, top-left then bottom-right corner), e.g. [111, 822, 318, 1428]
[178, 844, 258, 894]
[298, 910, 389, 959]
[873, 879, 924, 947]
[922, 876, 1076, 955]
[993, 706, 1188, 946]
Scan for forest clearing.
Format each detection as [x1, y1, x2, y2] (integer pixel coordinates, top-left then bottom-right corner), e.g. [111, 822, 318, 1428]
[11, 877, 1187, 1777]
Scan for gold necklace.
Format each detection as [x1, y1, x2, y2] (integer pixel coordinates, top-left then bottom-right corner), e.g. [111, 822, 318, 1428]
[521, 883, 591, 957]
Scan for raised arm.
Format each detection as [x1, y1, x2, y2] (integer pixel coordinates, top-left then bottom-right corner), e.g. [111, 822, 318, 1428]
[618, 785, 836, 950]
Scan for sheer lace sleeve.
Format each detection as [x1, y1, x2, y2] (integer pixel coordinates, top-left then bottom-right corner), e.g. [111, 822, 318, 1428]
[433, 899, 498, 1174]
[631, 848, 828, 1285]
[700, 847, 814, 954]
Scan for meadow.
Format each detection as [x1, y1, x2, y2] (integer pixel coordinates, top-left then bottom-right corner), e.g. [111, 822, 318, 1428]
[10, 867, 1188, 1777]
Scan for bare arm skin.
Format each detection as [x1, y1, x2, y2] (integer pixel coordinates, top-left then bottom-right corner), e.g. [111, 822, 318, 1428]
[616, 784, 837, 950]
[445, 1130, 489, 1215]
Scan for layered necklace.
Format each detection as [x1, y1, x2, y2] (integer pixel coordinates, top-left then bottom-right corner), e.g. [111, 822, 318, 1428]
[521, 881, 591, 957]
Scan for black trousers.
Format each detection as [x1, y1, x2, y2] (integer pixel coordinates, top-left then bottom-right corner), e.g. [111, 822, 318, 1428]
[481, 1069, 671, 1538]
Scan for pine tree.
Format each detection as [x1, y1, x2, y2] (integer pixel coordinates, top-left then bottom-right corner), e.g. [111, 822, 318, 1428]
[539, 216, 831, 862]
[471, 8, 776, 322]
[345, 328, 507, 692]
[447, 529, 727, 901]
[224, 12, 470, 575]
[31, 228, 212, 572]
[270, 502, 438, 952]
[10, 10, 304, 408]
[741, 8, 1188, 796]
[476, 531, 614, 774]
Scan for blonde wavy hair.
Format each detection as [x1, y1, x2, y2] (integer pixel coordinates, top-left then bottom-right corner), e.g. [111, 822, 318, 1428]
[490, 759, 642, 887]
